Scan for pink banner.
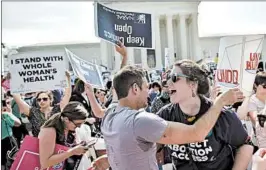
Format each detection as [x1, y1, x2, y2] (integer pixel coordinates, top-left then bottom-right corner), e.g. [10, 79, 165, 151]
[11, 135, 68, 170]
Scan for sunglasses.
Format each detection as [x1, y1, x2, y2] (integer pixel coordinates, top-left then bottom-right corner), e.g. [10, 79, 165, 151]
[70, 120, 83, 128]
[260, 84, 266, 89]
[37, 97, 49, 102]
[167, 73, 190, 83]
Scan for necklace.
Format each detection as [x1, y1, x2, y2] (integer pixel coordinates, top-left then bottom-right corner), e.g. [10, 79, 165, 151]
[181, 112, 197, 123]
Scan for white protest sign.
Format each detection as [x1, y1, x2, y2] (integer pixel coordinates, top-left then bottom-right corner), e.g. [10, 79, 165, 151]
[9, 51, 68, 94]
[65, 48, 104, 89]
[216, 35, 264, 96]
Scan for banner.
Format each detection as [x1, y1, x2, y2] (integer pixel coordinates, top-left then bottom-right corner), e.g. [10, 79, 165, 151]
[65, 49, 104, 89]
[11, 135, 68, 170]
[215, 35, 265, 96]
[94, 2, 153, 48]
[9, 51, 68, 94]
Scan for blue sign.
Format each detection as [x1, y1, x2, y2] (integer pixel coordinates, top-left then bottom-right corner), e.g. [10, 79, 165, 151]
[95, 2, 153, 48]
[65, 49, 104, 89]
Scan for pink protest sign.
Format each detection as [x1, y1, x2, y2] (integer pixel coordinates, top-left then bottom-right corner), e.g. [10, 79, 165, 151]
[11, 135, 68, 170]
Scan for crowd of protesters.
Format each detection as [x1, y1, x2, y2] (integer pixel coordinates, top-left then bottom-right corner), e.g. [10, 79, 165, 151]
[1, 42, 266, 170]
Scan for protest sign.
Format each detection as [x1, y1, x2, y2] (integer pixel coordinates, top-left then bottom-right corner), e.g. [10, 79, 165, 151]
[65, 49, 104, 89]
[94, 2, 153, 48]
[148, 70, 162, 83]
[215, 35, 265, 96]
[9, 51, 68, 94]
[10, 135, 68, 170]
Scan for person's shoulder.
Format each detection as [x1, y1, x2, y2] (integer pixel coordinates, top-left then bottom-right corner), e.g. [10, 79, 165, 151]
[134, 110, 165, 125]
[29, 106, 41, 116]
[39, 127, 56, 138]
[249, 94, 259, 104]
[136, 110, 157, 119]
[216, 108, 240, 127]
[156, 103, 176, 119]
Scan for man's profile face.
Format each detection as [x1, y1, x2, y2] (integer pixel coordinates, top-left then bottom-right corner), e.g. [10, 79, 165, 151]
[135, 78, 149, 109]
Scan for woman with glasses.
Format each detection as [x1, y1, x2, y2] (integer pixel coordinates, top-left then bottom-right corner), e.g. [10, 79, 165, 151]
[12, 71, 71, 137]
[38, 101, 88, 169]
[156, 59, 253, 170]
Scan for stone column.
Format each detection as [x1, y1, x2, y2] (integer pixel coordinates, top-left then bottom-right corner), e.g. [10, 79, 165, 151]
[166, 14, 175, 65]
[179, 14, 188, 59]
[100, 40, 108, 68]
[191, 13, 202, 62]
[155, 15, 163, 69]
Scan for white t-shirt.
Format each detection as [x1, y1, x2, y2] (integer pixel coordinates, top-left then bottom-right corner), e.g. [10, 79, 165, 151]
[248, 94, 266, 148]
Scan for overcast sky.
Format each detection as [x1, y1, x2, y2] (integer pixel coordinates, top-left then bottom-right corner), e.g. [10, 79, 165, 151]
[2, 1, 266, 47]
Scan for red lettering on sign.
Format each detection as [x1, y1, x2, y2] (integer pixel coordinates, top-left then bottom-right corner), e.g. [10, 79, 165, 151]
[217, 69, 238, 84]
[246, 53, 260, 70]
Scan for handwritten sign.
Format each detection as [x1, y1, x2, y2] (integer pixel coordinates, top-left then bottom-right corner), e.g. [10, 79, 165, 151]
[216, 35, 264, 96]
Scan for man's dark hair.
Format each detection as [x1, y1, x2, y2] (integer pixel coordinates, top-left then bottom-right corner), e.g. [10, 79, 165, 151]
[113, 65, 145, 100]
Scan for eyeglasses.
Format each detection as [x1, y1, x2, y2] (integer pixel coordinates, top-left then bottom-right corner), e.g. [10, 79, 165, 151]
[167, 73, 190, 84]
[37, 97, 49, 102]
[70, 120, 83, 128]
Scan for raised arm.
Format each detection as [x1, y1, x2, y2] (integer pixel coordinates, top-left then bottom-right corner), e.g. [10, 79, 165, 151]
[60, 71, 72, 111]
[158, 88, 244, 145]
[236, 97, 250, 120]
[84, 83, 106, 118]
[12, 94, 31, 116]
[115, 42, 127, 69]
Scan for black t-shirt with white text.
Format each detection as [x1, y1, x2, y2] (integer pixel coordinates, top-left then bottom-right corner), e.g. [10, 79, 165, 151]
[157, 96, 249, 170]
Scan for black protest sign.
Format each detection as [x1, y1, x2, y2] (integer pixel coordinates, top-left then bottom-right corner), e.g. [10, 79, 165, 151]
[95, 2, 153, 48]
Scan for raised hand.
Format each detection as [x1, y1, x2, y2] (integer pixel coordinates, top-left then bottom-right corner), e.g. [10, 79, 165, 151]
[115, 41, 127, 58]
[65, 71, 71, 79]
[84, 83, 94, 96]
[215, 88, 244, 106]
